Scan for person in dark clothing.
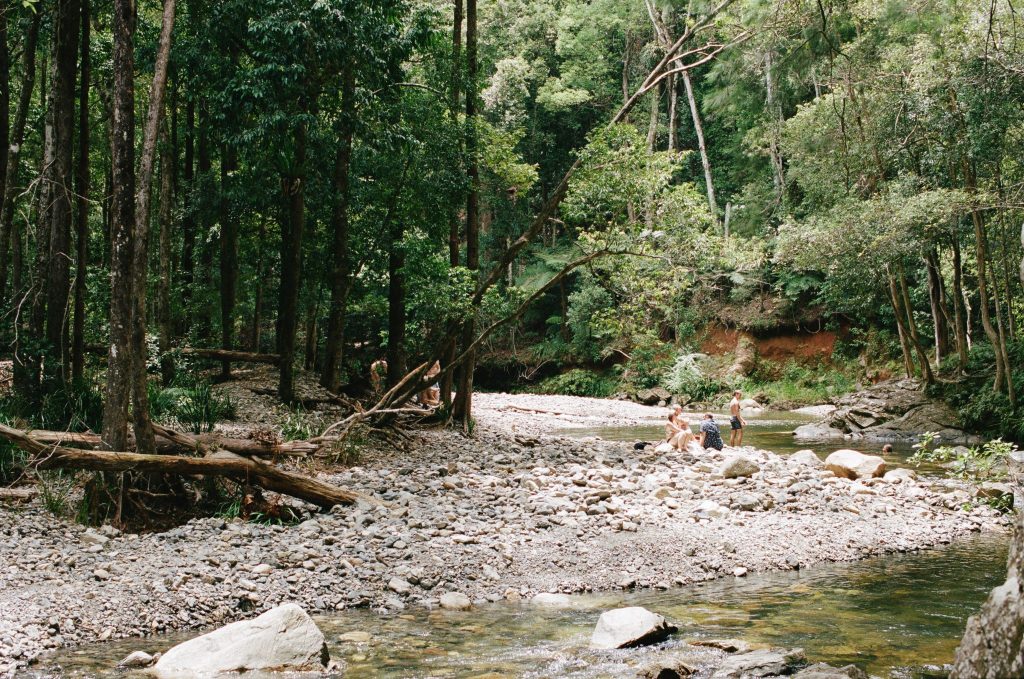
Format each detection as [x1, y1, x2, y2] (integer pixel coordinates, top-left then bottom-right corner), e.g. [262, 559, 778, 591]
[699, 413, 724, 451]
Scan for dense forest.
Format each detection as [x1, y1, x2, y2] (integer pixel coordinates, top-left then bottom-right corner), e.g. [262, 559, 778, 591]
[0, 0, 1021, 453]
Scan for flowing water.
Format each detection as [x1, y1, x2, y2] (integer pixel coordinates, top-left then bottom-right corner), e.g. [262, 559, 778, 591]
[39, 537, 1008, 678]
[556, 410, 930, 471]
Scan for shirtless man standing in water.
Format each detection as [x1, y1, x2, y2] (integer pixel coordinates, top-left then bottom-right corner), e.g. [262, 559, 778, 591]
[729, 389, 746, 446]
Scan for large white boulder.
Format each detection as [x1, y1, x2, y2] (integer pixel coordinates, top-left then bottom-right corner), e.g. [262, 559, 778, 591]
[788, 449, 823, 468]
[824, 449, 886, 480]
[150, 604, 329, 677]
[590, 606, 676, 649]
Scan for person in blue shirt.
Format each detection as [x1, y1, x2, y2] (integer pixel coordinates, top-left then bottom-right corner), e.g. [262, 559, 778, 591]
[698, 413, 724, 451]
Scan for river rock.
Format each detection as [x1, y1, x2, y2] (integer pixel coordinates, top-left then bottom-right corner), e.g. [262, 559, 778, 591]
[793, 422, 845, 440]
[824, 450, 886, 480]
[794, 663, 867, 679]
[531, 592, 573, 607]
[719, 455, 760, 479]
[150, 603, 329, 677]
[951, 512, 1024, 678]
[823, 378, 972, 442]
[883, 468, 917, 483]
[439, 592, 472, 610]
[636, 387, 672, 406]
[976, 482, 1014, 504]
[637, 654, 696, 678]
[118, 651, 155, 668]
[590, 607, 677, 649]
[654, 441, 675, 454]
[712, 648, 806, 678]
[788, 450, 823, 468]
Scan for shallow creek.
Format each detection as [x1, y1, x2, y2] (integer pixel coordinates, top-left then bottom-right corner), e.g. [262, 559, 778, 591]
[557, 410, 934, 472]
[40, 536, 1007, 678]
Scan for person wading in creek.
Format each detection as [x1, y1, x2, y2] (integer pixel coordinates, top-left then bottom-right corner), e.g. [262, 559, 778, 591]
[699, 413, 724, 451]
[729, 389, 747, 447]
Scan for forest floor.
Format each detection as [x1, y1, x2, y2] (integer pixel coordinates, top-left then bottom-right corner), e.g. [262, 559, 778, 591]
[0, 370, 1012, 677]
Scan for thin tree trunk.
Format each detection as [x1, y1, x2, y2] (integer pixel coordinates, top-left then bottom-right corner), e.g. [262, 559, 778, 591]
[102, 0, 138, 452]
[179, 98, 195, 333]
[681, 70, 717, 215]
[951, 237, 969, 373]
[128, 0, 175, 454]
[386, 215, 407, 387]
[252, 221, 265, 351]
[277, 122, 306, 404]
[303, 298, 318, 371]
[0, 4, 9, 230]
[924, 250, 948, 370]
[219, 142, 238, 379]
[887, 271, 916, 378]
[72, 0, 90, 381]
[898, 266, 934, 385]
[646, 81, 659, 152]
[454, 0, 478, 428]
[442, 0, 464, 408]
[967, 168, 1008, 394]
[321, 58, 355, 393]
[158, 122, 175, 385]
[765, 50, 785, 205]
[195, 101, 212, 343]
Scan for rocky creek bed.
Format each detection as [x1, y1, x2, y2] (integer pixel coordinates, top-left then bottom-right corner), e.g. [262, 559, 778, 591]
[0, 392, 1012, 677]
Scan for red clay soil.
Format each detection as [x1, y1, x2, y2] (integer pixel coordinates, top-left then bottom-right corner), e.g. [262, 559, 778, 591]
[700, 325, 837, 364]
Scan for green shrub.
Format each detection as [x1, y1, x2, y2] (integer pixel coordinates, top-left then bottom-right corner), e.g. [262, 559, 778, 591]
[911, 433, 1017, 509]
[537, 369, 617, 397]
[662, 352, 723, 401]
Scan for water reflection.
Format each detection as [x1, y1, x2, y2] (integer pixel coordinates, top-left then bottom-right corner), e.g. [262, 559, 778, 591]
[40, 537, 1007, 678]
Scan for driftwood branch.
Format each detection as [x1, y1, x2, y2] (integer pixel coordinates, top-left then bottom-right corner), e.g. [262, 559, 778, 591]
[27, 428, 320, 458]
[0, 423, 367, 508]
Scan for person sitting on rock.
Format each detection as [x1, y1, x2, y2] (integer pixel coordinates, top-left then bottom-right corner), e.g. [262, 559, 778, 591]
[665, 405, 685, 443]
[698, 413, 724, 451]
[418, 361, 442, 407]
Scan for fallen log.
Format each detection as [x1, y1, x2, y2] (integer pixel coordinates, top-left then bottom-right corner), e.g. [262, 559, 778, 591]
[0, 487, 37, 502]
[84, 344, 281, 365]
[0, 423, 365, 508]
[26, 428, 320, 458]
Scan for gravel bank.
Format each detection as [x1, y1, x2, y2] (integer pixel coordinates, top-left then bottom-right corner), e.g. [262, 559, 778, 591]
[0, 393, 1010, 677]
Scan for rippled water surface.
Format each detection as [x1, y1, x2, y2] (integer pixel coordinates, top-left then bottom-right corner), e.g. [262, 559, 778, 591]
[40, 537, 1007, 678]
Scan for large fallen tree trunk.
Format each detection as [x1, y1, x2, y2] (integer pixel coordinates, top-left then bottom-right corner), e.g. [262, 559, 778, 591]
[25, 429, 319, 458]
[85, 345, 281, 365]
[0, 423, 363, 508]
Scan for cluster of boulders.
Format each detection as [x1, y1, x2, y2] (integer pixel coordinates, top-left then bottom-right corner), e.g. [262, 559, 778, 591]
[793, 378, 974, 443]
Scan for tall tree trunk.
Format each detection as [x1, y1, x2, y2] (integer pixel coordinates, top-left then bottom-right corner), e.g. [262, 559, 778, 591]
[25, 0, 80, 396]
[442, 0, 463, 408]
[0, 11, 40, 305]
[72, 0, 90, 381]
[0, 4, 9, 226]
[887, 272, 916, 378]
[102, 0, 138, 452]
[924, 250, 949, 370]
[321, 58, 355, 393]
[681, 70, 717, 215]
[303, 298, 318, 371]
[951, 237, 969, 373]
[179, 98, 195, 334]
[386, 218, 407, 387]
[128, 0, 176, 454]
[453, 0, 478, 428]
[765, 50, 785, 205]
[898, 266, 934, 385]
[195, 101, 212, 343]
[277, 122, 306, 404]
[219, 142, 238, 379]
[157, 123, 175, 385]
[967, 169, 1009, 395]
[252, 221, 265, 351]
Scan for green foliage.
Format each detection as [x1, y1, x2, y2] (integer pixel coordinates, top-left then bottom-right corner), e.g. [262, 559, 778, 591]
[911, 434, 1018, 503]
[536, 369, 617, 397]
[662, 352, 722, 401]
[38, 471, 75, 517]
[150, 380, 235, 434]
